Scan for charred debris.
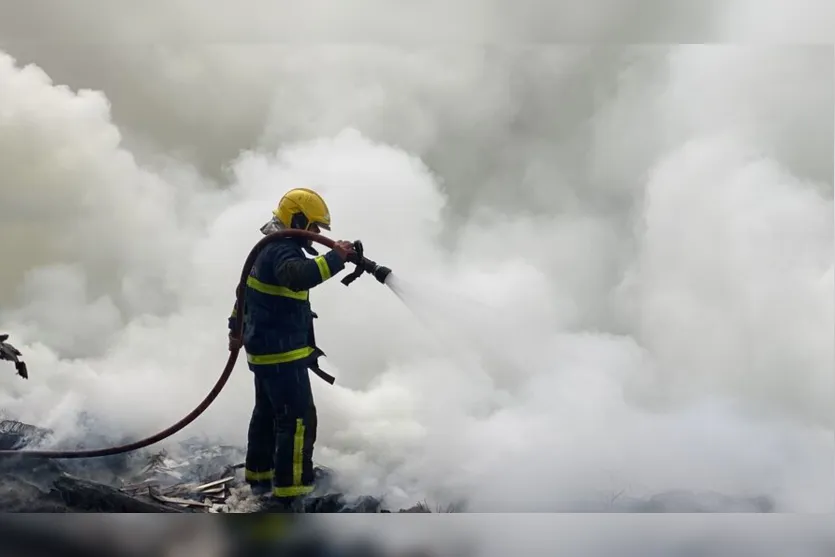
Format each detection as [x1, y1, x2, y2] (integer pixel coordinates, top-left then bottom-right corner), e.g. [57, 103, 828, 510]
[0, 419, 432, 513]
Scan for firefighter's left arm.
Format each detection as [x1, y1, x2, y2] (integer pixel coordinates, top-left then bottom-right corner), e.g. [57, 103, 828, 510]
[227, 300, 242, 351]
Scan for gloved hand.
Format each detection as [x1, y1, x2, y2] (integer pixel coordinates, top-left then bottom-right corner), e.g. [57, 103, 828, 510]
[332, 240, 356, 262]
[228, 333, 242, 352]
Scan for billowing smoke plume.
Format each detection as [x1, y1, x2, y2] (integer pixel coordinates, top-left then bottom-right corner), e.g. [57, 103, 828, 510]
[0, 2, 831, 512]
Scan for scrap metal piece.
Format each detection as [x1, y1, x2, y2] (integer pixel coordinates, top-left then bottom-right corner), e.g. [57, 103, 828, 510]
[197, 486, 226, 495]
[0, 334, 27, 379]
[195, 476, 234, 492]
[148, 487, 213, 509]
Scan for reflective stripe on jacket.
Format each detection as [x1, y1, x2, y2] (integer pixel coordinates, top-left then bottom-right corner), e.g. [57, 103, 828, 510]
[228, 237, 345, 368]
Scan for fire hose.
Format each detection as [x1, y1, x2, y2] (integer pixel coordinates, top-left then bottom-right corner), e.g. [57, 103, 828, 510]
[0, 228, 392, 459]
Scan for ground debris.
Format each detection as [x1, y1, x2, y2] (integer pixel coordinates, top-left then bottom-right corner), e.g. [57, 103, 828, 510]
[0, 419, 52, 450]
[121, 469, 237, 511]
[398, 501, 433, 513]
[0, 418, 434, 513]
[114, 446, 244, 512]
[52, 474, 187, 513]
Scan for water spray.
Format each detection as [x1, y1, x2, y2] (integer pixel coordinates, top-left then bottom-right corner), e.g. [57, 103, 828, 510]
[0, 229, 393, 459]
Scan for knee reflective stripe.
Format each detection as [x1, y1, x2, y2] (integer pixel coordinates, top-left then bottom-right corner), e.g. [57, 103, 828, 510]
[246, 276, 309, 300]
[314, 255, 331, 281]
[245, 469, 274, 482]
[272, 418, 313, 498]
[247, 346, 315, 366]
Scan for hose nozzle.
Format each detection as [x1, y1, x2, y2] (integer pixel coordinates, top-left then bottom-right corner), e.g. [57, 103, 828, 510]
[341, 241, 393, 286]
[372, 264, 392, 284]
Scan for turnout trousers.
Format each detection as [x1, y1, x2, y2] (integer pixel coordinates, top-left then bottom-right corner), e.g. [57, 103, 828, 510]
[244, 363, 317, 501]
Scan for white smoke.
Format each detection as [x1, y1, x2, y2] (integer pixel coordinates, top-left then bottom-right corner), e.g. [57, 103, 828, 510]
[0, 3, 832, 512]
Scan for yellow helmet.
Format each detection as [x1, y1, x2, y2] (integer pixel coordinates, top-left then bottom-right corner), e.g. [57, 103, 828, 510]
[272, 188, 331, 231]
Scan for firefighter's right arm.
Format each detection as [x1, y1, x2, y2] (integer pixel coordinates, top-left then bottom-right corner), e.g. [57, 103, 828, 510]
[273, 241, 353, 292]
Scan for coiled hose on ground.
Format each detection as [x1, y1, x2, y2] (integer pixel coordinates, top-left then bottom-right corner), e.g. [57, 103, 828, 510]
[0, 229, 391, 459]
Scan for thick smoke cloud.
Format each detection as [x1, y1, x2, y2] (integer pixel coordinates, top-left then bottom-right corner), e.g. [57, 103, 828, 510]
[0, 2, 832, 512]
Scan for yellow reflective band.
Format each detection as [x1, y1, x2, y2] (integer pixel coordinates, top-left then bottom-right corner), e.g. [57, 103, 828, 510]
[314, 255, 331, 281]
[271, 419, 312, 499]
[245, 469, 274, 482]
[273, 484, 314, 498]
[246, 276, 309, 300]
[246, 346, 315, 366]
[293, 418, 305, 487]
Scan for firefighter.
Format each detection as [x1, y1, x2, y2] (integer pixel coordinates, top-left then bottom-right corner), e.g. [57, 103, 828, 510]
[228, 187, 355, 510]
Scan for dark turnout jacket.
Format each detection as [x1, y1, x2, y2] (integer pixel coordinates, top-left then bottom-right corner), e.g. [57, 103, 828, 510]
[228, 238, 345, 370]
